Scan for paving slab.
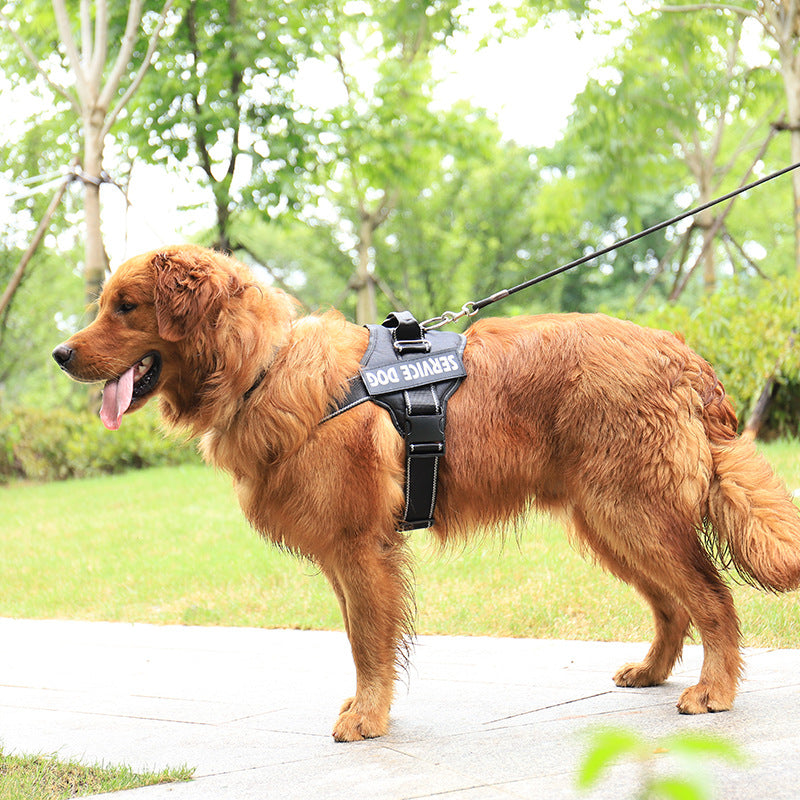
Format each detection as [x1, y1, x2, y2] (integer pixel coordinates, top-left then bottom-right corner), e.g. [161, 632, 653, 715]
[0, 618, 797, 799]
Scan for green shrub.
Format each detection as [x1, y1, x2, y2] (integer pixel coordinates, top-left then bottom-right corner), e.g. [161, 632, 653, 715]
[630, 276, 800, 435]
[0, 405, 198, 483]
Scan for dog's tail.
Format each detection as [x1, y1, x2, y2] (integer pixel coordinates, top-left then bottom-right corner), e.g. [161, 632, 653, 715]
[700, 366, 800, 592]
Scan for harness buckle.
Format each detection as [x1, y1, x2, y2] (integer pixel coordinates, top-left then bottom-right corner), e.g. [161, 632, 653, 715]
[408, 441, 444, 457]
[406, 413, 445, 458]
[405, 413, 444, 442]
[393, 338, 431, 354]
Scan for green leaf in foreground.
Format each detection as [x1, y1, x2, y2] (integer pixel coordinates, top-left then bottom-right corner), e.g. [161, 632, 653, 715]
[660, 731, 746, 764]
[577, 727, 748, 799]
[645, 775, 707, 800]
[0, 749, 194, 799]
[576, 727, 644, 789]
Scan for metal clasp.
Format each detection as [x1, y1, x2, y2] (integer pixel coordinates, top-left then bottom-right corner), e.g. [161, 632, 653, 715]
[422, 301, 480, 331]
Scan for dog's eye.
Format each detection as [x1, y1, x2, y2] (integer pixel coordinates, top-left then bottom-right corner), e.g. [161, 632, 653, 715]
[117, 301, 137, 315]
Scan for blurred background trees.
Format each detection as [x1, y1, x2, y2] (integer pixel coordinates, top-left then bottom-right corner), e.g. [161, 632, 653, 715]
[2, 0, 800, 442]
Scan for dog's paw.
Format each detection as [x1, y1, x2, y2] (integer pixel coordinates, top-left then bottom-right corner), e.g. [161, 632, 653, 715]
[332, 699, 389, 742]
[613, 662, 666, 688]
[676, 683, 733, 714]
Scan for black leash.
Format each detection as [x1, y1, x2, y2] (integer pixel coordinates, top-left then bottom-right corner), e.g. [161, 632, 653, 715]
[422, 160, 800, 330]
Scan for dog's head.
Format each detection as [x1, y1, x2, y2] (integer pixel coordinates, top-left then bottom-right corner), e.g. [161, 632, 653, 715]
[53, 245, 296, 430]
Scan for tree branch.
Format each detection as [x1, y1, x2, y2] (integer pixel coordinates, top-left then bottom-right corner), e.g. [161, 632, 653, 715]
[230, 242, 294, 293]
[224, 0, 242, 181]
[89, 0, 108, 93]
[660, 3, 758, 21]
[634, 227, 692, 306]
[0, 162, 77, 318]
[185, 1, 214, 182]
[97, 0, 144, 110]
[374, 272, 405, 312]
[721, 225, 771, 279]
[661, 2, 777, 39]
[706, 18, 743, 167]
[333, 44, 369, 216]
[52, 0, 89, 107]
[80, 0, 93, 68]
[716, 104, 783, 190]
[0, 10, 80, 114]
[669, 124, 779, 300]
[374, 188, 400, 228]
[102, 0, 175, 138]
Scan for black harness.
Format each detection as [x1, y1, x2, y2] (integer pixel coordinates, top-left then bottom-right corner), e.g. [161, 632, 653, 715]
[323, 312, 467, 530]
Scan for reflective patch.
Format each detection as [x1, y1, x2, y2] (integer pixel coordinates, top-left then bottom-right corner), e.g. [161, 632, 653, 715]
[359, 349, 466, 396]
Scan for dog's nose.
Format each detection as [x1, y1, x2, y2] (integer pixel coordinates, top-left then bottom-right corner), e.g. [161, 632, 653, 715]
[52, 344, 75, 368]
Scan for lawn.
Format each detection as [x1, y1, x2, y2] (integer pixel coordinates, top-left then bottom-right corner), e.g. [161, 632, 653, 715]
[1, 440, 799, 647]
[0, 751, 191, 799]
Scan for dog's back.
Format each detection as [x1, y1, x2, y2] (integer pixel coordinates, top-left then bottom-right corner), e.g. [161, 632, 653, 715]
[437, 313, 716, 534]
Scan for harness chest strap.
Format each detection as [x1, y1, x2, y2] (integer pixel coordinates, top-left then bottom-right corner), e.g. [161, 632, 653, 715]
[322, 312, 467, 530]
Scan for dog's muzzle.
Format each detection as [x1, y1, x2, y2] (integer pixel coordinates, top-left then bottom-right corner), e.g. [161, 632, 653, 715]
[52, 344, 75, 371]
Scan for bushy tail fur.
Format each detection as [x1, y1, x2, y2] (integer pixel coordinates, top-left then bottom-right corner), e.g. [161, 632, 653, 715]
[703, 382, 800, 592]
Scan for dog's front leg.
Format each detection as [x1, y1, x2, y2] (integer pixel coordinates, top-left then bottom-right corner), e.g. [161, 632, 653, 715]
[323, 530, 413, 742]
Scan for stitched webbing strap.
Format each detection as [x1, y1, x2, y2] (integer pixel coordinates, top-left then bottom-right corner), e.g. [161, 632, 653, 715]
[401, 384, 445, 529]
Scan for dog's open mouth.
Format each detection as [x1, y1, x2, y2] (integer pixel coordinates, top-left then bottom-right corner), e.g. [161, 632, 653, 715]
[100, 352, 162, 431]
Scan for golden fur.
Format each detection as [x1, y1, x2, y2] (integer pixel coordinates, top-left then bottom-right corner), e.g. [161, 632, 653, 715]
[54, 245, 800, 741]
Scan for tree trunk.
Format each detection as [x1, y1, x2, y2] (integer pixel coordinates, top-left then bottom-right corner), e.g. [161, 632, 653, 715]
[355, 216, 377, 325]
[698, 209, 716, 294]
[82, 112, 109, 412]
[83, 112, 110, 314]
[742, 376, 778, 439]
[743, 330, 797, 439]
[777, 36, 800, 273]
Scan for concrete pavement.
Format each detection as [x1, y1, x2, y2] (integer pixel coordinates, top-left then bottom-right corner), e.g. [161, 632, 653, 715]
[0, 618, 797, 799]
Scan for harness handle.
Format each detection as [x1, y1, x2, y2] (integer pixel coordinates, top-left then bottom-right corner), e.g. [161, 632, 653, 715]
[383, 311, 432, 354]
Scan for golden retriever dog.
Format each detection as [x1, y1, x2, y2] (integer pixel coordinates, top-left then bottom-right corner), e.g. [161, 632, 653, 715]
[53, 244, 800, 741]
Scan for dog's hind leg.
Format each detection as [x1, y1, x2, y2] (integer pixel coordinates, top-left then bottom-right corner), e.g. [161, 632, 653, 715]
[323, 528, 414, 742]
[571, 506, 742, 712]
[669, 559, 743, 714]
[571, 508, 690, 687]
[612, 586, 690, 689]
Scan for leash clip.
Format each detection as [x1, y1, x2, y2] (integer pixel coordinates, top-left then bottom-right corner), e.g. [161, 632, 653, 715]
[422, 301, 480, 331]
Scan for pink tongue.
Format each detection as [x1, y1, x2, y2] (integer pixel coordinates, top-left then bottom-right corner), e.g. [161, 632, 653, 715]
[100, 366, 135, 430]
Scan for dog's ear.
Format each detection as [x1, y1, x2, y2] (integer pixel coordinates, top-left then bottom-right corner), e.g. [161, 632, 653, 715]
[153, 249, 240, 342]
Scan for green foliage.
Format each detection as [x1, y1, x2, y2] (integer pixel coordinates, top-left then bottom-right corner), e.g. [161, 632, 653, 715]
[0, 0, 164, 209]
[541, 6, 788, 303]
[125, 0, 321, 241]
[3, 0, 800, 437]
[0, 243, 84, 406]
[631, 276, 800, 430]
[0, 405, 197, 483]
[370, 112, 543, 321]
[578, 726, 746, 799]
[223, 210, 354, 309]
[298, 2, 492, 275]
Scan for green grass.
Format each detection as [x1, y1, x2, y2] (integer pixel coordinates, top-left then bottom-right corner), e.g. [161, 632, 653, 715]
[0, 750, 192, 798]
[1, 443, 799, 647]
